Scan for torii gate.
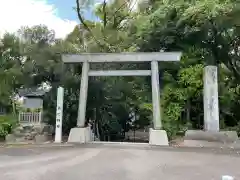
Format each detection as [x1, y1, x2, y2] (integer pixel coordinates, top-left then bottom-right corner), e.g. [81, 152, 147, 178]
[62, 52, 182, 145]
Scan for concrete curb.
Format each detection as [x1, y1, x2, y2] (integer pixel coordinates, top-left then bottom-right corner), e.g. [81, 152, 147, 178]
[0, 142, 74, 148]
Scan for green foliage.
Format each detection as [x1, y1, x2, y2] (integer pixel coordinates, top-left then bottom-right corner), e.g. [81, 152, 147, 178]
[19, 107, 42, 113]
[158, 63, 204, 139]
[0, 123, 12, 137]
[0, 115, 17, 138]
[162, 103, 183, 139]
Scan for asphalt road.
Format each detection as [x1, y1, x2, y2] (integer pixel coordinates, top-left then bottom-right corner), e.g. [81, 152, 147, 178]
[0, 143, 240, 180]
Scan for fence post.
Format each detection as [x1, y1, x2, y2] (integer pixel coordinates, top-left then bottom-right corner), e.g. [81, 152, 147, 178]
[18, 112, 21, 124]
[39, 111, 42, 124]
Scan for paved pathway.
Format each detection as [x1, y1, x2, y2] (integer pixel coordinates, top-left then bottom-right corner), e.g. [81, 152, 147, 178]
[0, 143, 240, 180]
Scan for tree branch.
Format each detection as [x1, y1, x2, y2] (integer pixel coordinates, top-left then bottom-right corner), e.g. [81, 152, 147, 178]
[75, 0, 108, 51]
[103, 0, 107, 27]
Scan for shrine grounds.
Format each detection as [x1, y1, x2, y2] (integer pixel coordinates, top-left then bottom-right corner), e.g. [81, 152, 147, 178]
[0, 143, 239, 180]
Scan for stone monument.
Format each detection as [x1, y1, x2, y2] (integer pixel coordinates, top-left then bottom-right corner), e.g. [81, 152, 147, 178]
[184, 65, 238, 147]
[204, 66, 219, 131]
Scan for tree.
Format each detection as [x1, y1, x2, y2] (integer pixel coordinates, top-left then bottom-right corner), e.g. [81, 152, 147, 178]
[0, 33, 23, 114]
[134, 0, 240, 136]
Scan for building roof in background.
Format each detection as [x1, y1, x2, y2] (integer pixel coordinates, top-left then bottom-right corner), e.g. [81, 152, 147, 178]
[18, 88, 49, 97]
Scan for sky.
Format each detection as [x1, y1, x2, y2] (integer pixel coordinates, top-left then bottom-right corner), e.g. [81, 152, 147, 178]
[0, 0, 103, 39]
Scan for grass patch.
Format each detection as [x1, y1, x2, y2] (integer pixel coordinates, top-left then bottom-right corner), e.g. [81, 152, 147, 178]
[0, 114, 17, 125]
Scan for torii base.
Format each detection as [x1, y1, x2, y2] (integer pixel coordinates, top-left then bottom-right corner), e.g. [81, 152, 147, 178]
[149, 128, 169, 146]
[68, 127, 92, 143]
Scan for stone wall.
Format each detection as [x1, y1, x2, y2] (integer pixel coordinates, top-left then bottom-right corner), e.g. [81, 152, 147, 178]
[5, 124, 54, 143]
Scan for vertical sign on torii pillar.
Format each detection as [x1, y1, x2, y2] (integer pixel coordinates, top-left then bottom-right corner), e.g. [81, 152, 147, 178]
[62, 52, 182, 145]
[55, 87, 64, 143]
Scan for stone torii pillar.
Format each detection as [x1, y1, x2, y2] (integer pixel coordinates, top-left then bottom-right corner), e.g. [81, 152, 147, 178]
[62, 52, 182, 145]
[77, 61, 89, 127]
[151, 60, 161, 129]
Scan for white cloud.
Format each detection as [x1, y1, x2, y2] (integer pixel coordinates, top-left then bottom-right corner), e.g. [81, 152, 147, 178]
[129, 0, 139, 10]
[0, 0, 78, 39]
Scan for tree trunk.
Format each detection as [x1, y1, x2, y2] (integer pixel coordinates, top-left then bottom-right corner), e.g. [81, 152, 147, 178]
[186, 99, 191, 123]
[11, 99, 16, 117]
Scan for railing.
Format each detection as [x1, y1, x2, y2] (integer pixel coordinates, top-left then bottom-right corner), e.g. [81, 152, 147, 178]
[19, 112, 42, 125]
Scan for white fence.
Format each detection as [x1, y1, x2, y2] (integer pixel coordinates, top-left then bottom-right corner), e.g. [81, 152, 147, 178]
[19, 112, 42, 125]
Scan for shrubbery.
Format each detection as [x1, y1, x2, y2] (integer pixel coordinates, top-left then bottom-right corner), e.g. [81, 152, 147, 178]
[0, 115, 17, 139]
